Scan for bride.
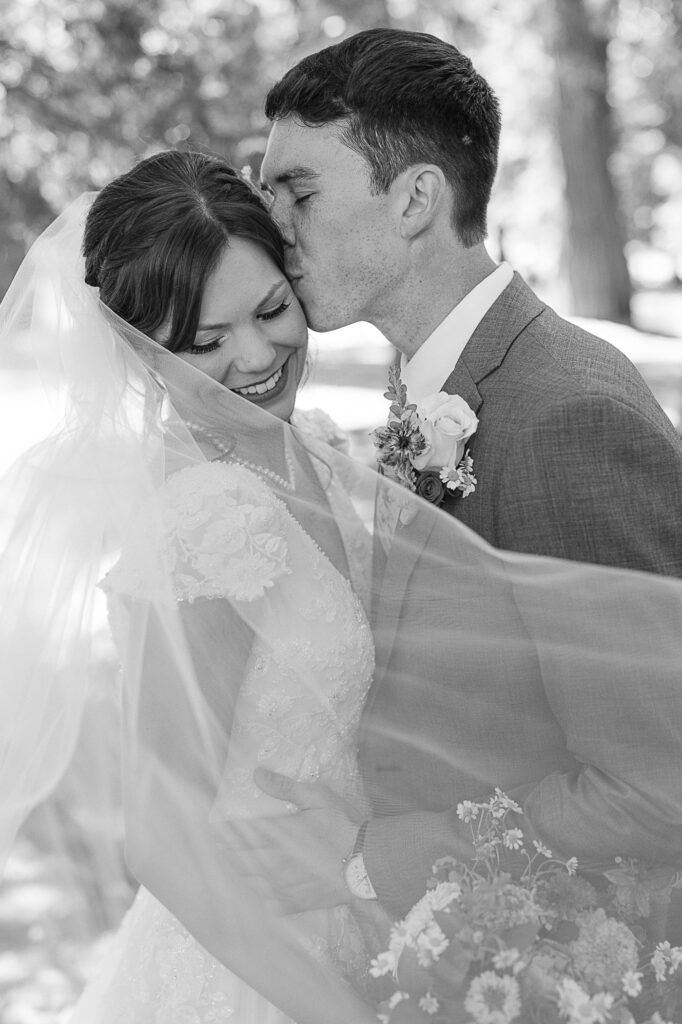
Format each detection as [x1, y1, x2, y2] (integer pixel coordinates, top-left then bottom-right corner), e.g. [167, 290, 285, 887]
[0, 149, 385, 1024]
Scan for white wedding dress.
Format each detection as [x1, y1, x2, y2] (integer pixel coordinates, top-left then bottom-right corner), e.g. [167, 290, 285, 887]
[67, 432, 379, 1024]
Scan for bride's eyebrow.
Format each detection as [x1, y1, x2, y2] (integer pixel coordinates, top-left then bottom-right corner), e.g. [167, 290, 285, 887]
[196, 282, 285, 332]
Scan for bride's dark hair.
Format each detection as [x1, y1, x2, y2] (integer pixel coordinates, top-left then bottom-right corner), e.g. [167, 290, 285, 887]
[82, 150, 284, 352]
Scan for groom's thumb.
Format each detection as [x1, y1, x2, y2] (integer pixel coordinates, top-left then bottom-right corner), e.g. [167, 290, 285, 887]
[254, 768, 323, 809]
[254, 767, 297, 801]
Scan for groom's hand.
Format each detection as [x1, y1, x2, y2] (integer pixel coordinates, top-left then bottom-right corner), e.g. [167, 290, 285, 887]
[220, 768, 363, 914]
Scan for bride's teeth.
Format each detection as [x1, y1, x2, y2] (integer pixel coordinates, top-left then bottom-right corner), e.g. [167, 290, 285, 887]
[235, 364, 283, 397]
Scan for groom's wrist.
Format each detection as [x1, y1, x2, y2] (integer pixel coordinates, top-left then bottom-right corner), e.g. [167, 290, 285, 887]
[342, 820, 377, 901]
[362, 810, 465, 917]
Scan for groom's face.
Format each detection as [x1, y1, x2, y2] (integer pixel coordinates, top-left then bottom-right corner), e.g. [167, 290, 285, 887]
[261, 117, 402, 332]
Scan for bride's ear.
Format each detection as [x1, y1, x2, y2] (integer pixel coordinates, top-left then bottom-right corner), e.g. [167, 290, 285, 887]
[394, 164, 450, 240]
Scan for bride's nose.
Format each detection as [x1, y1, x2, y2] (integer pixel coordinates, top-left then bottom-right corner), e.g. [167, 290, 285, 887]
[230, 326, 278, 374]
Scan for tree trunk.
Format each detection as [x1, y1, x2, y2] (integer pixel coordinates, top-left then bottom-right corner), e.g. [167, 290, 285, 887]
[552, 0, 632, 322]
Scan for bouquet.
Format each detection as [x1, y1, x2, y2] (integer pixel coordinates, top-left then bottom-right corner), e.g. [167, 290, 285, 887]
[371, 790, 682, 1024]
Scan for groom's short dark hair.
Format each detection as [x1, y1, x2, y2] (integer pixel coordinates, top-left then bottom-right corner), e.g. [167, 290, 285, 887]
[265, 28, 501, 247]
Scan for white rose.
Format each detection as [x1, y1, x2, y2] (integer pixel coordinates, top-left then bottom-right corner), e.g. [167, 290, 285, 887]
[411, 392, 478, 471]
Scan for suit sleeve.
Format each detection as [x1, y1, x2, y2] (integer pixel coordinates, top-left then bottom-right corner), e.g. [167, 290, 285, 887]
[363, 563, 682, 918]
[496, 392, 682, 574]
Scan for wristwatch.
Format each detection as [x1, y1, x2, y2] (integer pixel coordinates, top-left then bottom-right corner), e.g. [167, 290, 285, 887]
[343, 820, 378, 900]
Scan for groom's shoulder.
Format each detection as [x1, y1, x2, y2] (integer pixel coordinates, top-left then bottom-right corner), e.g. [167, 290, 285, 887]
[500, 276, 654, 404]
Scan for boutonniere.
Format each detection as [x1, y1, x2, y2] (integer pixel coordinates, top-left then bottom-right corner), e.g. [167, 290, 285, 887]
[372, 366, 478, 507]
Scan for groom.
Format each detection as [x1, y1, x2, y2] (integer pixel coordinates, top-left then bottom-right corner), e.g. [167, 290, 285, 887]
[225, 29, 682, 921]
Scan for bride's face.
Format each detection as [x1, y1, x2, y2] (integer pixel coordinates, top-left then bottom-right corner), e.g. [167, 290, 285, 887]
[172, 238, 308, 422]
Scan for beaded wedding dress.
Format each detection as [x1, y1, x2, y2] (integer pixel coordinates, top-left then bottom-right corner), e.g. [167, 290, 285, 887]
[67, 418, 379, 1024]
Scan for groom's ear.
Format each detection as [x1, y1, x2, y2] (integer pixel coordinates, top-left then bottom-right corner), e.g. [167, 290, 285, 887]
[395, 164, 450, 240]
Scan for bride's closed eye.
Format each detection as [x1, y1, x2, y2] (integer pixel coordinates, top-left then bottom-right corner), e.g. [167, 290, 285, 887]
[259, 300, 291, 322]
[188, 336, 227, 355]
[187, 300, 292, 355]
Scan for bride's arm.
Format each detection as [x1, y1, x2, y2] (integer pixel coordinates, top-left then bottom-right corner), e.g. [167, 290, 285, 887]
[120, 595, 376, 1024]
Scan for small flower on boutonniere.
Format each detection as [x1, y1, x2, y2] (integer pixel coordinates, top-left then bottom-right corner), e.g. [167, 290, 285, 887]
[372, 366, 478, 507]
[415, 470, 446, 504]
[439, 452, 477, 498]
[371, 367, 426, 491]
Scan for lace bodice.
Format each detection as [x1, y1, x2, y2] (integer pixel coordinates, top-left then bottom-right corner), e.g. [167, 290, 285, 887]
[214, 522, 374, 817]
[89, 455, 379, 1024]
[106, 459, 374, 809]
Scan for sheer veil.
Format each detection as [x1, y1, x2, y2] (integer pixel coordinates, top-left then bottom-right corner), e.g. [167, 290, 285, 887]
[1, 196, 682, 1019]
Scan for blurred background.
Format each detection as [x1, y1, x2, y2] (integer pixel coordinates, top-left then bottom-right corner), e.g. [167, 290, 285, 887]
[1, 0, 682, 1020]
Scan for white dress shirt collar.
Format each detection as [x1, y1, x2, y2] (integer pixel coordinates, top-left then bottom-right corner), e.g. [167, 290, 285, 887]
[400, 262, 513, 403]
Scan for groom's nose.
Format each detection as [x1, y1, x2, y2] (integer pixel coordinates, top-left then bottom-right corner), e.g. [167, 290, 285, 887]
[269, 197, 296, 248]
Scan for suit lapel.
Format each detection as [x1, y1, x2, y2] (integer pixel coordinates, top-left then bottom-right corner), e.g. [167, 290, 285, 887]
[369, 275, 545, 689]
[441, 360, 482, 414]
[371, 502, 437, 688]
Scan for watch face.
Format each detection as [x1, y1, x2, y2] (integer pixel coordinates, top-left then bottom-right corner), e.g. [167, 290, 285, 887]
[345, 855, 376, 900]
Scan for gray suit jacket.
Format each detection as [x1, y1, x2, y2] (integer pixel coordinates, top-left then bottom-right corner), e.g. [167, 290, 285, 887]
[359, 274, 682, 918]
[438, 273, 682, 572]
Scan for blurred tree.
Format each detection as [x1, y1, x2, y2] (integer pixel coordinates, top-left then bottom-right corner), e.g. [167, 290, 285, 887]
[375, 0, 567, 295]
[0, 0, 274, 294]
[0, 0, 398, 294]
[609, 0, 682, 291]
[1, 0, 681, 316]
[552, 0, 632, 321]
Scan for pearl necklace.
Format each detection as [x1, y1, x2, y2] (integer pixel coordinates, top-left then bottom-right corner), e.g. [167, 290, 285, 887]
[185, 421, 296, 492]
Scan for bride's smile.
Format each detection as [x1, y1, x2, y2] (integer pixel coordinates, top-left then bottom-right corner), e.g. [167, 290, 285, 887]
[232, 362, 284, 396]
[230, 351, 297, 409]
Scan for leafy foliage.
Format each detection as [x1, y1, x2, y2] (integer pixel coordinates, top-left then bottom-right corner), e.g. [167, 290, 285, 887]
[1, 0, 682, 310]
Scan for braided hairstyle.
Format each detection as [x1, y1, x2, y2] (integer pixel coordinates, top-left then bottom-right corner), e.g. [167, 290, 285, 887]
[83, 151, 284, 352]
